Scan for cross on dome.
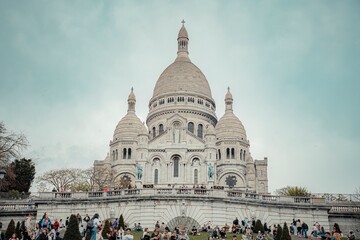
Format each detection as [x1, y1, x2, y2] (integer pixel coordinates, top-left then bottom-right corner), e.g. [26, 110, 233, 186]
[177, 20, 189, 56]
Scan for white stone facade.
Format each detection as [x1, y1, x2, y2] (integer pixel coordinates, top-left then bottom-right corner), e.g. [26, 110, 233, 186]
[94, 23, 268, 193]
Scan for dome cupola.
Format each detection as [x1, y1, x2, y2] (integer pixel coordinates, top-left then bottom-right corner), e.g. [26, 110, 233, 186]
[215, 88, 247, 141]
[113, 88, 147, 141]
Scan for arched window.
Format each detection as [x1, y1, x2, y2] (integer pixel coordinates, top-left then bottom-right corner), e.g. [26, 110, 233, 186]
[218, 149, 221, 160]
[194, 169, 198, 184]
[128, 148, 132, 159]
[226, 148, 230, 159]
[231, 148, 235, 159]
[152, 127, 156, 138]
[115, 149, 118, 160]
[243, 150, 246, 161]
[123, 148, 127, 159]
[188, 122, 194, 133]
[197, 124, 203, 139]
[173, 157, 179, 177]
[159, 124, 164, 134]
[154, 169, 159, 185]
[112, 150, 115, 161]
[240, 149, 243, 160]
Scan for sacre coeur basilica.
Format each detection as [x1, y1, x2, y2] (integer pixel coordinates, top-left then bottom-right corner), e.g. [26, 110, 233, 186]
[2, 23, 357, 233]
[93, 22, 269, 193]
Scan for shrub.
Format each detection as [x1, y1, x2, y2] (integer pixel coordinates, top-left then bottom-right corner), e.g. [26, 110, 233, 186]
[5, 219, 15, 239]
[63, 214, 82, 240]
[102, 220, 111, 239]
[281, 222, 291, 240]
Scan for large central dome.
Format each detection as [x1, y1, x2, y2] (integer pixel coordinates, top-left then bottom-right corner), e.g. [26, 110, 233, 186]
[150, 24, 213, 102]
[152, 58, 212, 100]
[147, 23, 217, 127]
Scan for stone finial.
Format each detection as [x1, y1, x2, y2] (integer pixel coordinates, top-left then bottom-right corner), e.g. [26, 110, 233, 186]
[128, 87, 136, 112]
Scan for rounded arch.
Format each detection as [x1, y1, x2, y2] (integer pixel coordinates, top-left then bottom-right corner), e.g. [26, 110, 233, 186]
[187, 122, 194, 133]
[113, 172, 135, 189]
[167, 216, 200, 231]
[159, 123, 165, 134]
[148, 153, 165, 163]
[191, 157, 201, 167]
[151, 157, 161, 166]
[187, 153, 203, 164]
[218, 171, 246, 188]
[170, 153, 186, 162]
[169, 119, 185, 128]
[171, 155, 181, 178]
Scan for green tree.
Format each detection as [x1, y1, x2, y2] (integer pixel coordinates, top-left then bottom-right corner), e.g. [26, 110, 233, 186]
[63, 214, 82, 240]
[281, 222, 291, 240]
[102, 220, 111, 239]
[118, 214, 125, 230]
[5, 219, 16, 239]
[275, 225, 283, 240]
[253, 219, 264, 233]
[11, 158, 35, 192]
[275, 186, 310, 197]
[15, 221, 22, 239]
[0, 164, 16, 192]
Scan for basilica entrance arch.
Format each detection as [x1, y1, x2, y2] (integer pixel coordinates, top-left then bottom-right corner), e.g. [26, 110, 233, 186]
[167, 216, 200, 230]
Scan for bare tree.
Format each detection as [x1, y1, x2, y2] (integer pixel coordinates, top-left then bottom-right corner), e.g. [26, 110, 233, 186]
[36, 168, 81, 191]
[0, 122, 29, 165]
[355, 186, 360, 194]
[91, 166, 113, 191]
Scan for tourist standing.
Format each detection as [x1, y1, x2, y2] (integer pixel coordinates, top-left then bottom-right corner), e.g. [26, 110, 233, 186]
[90, 213, 100, 240]
[40, 213, 52, 229]
[347, 231, 355, 240]
[38, 228, 48, 240]
[8, 233, 19, 240]
[124, 229, 134, 240]
[118, 226, 124, 240]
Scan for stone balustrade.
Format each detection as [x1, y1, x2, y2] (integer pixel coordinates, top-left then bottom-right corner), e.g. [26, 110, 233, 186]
[330, 206, 360, 213]
[34, 189, 327, 205]
[1, 189, 360, 216]
[0, 203, 37, 211]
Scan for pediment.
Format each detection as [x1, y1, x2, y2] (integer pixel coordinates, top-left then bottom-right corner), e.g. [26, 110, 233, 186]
[166, 113, 187, 128]
[148, 127, 205, 147]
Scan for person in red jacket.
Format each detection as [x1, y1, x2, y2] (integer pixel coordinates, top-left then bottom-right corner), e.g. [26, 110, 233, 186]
[53, 219, 60, 232]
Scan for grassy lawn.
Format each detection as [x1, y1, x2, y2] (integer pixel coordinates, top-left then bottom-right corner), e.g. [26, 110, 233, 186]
[131, 230, 240, 240]
[129, 231, 357, 240]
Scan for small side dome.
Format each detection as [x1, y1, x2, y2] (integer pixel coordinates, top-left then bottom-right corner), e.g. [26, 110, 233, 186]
[113, 88, 146, 141]
[215, 112, 247, 140]
[113, 114, 145, 141]
[215, 88, 247, 140]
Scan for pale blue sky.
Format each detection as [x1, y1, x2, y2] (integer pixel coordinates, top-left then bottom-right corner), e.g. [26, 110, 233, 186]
[0, 1, 359, 193]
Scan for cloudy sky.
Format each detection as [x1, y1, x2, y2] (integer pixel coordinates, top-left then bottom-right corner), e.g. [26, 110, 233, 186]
[0, 1, 359, 194]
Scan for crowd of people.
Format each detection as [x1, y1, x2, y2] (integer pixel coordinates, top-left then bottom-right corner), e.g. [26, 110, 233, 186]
[0, 213, 356, 240]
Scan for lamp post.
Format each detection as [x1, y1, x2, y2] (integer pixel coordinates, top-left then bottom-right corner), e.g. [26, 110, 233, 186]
[109, 208, 115, 221]
[0, 168, 6, 179]
[0, 168, 6, 192]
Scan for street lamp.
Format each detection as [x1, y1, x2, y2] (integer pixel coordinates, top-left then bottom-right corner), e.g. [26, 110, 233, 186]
[109, 208, 115, 220]
[0, 169, 6, 179]
[0, 168, 6, 193]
